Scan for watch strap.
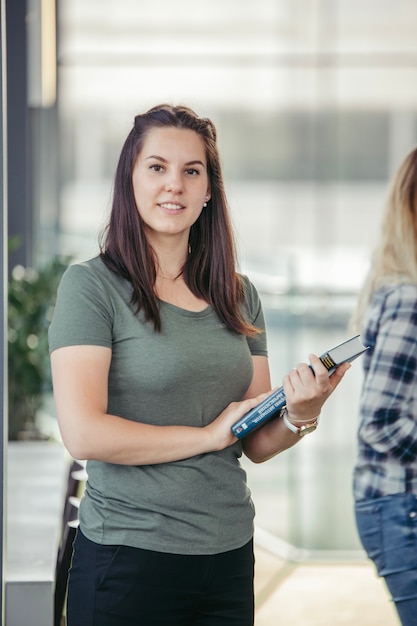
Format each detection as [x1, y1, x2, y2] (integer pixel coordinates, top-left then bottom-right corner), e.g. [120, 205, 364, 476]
[281, 408, 319, 437]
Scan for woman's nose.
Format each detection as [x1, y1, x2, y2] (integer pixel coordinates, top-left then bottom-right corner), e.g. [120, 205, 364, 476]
[164, 170, 183, 193]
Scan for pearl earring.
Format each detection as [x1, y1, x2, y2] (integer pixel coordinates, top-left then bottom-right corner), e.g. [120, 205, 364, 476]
[203, 202, 207, 208]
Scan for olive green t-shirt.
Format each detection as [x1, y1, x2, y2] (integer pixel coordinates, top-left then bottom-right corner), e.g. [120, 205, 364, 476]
[49, 256, 268, 555]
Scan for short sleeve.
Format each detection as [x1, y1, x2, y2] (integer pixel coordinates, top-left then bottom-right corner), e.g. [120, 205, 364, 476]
[240, 274, 268, 357]
[48, 262, 114, 352]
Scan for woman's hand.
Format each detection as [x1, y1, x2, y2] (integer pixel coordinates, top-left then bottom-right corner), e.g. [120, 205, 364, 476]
[242, 355, 351, 463]
[283, 354, 351, 423]
[204, 391, 271, 451]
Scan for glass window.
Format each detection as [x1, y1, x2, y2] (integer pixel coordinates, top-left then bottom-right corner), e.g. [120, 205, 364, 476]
[54, 0, 417, 554]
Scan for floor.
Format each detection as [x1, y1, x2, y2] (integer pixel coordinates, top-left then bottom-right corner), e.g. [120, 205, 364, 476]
[253, 543, 400, 626]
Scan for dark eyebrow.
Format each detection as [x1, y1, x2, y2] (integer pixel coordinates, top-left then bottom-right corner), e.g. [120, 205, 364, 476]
[185, 160, 205, 167]
[145, 155, 205, 167]
[145, 154, 167, 162]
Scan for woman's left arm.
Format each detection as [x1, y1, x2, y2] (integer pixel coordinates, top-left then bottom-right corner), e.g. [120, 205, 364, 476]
[242, 355, 350, 463]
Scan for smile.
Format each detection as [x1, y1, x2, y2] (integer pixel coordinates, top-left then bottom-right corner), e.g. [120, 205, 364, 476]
[159, 203, 184, 210]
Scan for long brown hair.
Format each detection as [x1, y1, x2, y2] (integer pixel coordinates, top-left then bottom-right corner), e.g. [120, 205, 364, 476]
[100, 103, 259, 335]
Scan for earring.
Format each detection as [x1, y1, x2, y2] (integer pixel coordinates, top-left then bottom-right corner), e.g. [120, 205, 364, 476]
[203, 202, 207, 208]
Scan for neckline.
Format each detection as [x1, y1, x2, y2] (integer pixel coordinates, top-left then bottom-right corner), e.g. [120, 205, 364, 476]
[158, 299, 212, 316]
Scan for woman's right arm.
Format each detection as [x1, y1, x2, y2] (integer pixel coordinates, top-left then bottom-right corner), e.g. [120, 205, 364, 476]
[51, 344, 266, 465]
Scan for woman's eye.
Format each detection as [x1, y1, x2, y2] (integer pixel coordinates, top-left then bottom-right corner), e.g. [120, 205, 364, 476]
[150, 164, 164, 172]
[186, 168, 199, 176]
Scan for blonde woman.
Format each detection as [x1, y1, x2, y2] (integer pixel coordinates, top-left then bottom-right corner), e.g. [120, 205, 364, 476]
[352, 147, 417, 626]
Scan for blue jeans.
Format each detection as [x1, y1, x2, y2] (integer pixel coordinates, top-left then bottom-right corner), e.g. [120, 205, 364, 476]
[355, 493, 417, 626]
[67, 529, 255, 626]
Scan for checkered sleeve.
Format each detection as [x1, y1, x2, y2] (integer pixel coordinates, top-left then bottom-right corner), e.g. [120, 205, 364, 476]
[359, 284, 417, 463]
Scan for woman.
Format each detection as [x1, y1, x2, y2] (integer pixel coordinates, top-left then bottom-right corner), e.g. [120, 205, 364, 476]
[49, 103, 349, 626]
[352, 147, 417, 626]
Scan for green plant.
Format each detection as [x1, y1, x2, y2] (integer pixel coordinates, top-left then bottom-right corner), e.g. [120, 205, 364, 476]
[8, 256, 70, 440]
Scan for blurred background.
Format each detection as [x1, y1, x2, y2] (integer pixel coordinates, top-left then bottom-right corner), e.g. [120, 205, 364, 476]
[6, 0, 417, 559]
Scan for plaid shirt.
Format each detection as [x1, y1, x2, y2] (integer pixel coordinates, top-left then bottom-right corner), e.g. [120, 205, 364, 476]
[353, 283, 417, 501]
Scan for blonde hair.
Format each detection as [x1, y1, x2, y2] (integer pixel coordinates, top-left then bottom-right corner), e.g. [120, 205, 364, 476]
[351, 146, 417, 332]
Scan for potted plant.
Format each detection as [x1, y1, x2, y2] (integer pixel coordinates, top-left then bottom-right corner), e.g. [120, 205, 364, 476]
[8, 255, 70, 440]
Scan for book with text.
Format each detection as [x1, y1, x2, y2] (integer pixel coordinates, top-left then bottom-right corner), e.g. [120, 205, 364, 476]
[232, 334, 368, 439]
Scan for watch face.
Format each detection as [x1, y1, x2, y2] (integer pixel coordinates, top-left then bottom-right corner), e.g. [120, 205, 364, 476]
[299, 422, 318, 436]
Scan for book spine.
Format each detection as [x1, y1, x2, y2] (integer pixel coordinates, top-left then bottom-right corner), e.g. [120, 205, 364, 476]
[231, 386, 287, 438]
[232, 353, 337, 439]
[232, 336, 367, 440]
